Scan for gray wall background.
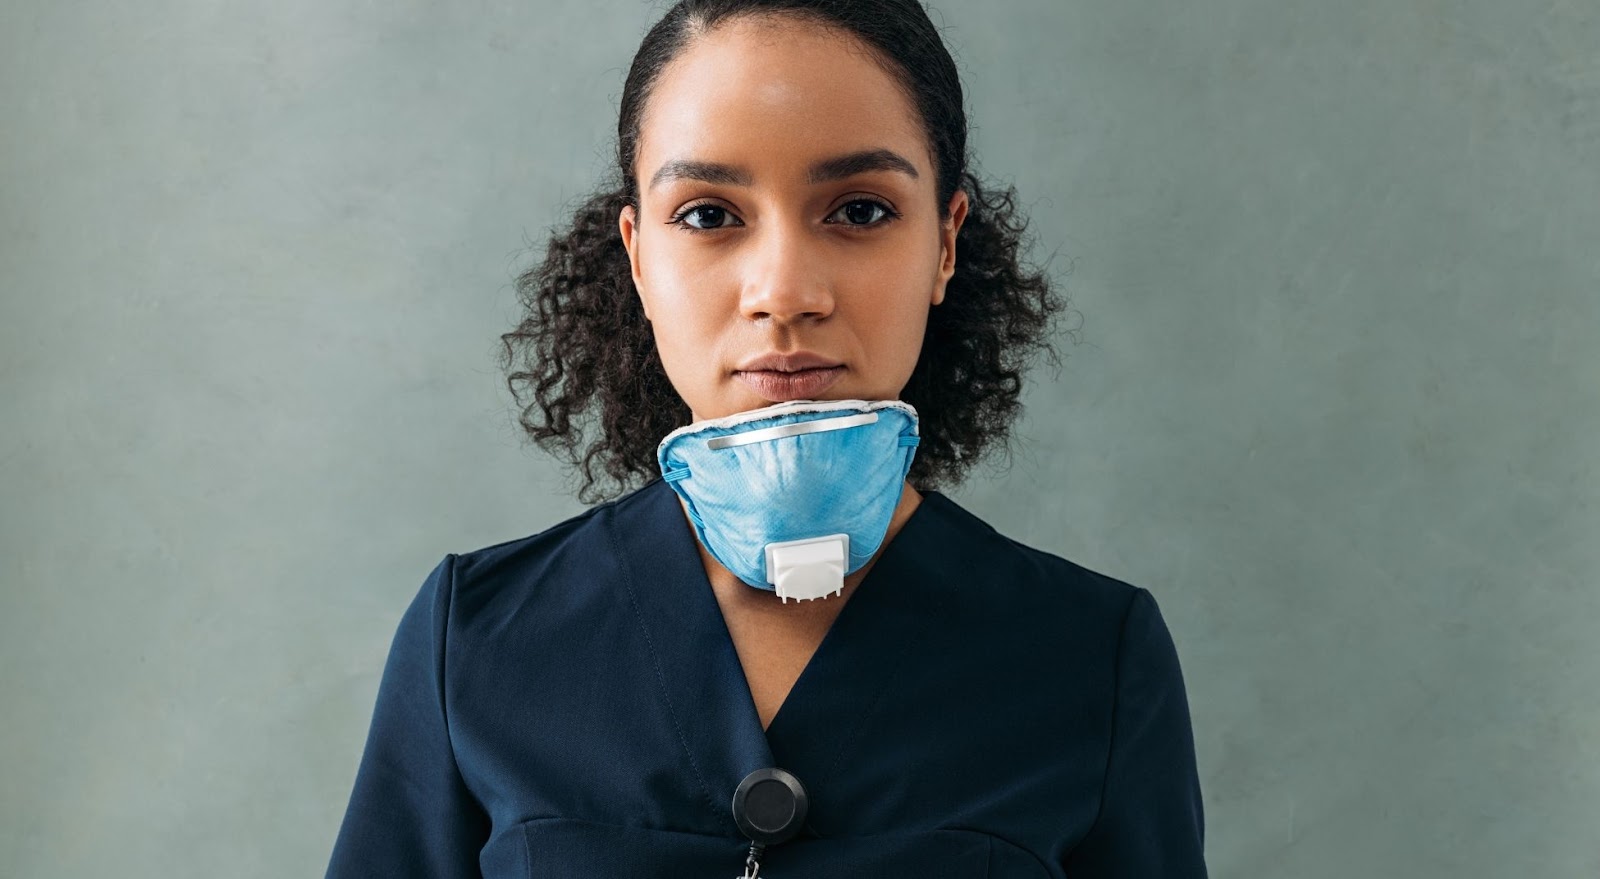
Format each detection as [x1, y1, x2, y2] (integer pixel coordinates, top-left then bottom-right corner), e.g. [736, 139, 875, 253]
[2, 0, 1595, 875]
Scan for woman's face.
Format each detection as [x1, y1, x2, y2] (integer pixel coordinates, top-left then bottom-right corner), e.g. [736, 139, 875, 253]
[619, 16, 968, 423]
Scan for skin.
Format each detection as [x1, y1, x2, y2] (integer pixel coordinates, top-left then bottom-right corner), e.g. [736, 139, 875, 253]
[617, 14, 968, 730]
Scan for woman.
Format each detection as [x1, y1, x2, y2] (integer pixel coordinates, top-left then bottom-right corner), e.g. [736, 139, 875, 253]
[326, 0, 1208, 876]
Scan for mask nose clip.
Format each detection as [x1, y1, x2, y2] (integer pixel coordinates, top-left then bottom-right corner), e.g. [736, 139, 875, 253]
[764, 534, 850, 602]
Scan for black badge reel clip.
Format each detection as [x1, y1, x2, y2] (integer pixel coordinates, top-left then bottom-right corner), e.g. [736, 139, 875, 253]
[731, 767, 809, 878]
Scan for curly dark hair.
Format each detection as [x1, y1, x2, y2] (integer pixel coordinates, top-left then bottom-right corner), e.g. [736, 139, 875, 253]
[500, 0, 1072, 505]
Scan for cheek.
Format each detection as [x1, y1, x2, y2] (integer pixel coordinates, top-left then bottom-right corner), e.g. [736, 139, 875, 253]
[642, 279, 725, 382]
[837, 294, 929, 397]
[649, 284, 723, 347]
[855, 281, 932, 345]
[641, 251, 708, 327]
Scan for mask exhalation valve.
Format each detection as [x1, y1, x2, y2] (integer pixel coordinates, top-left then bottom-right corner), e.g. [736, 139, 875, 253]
[764, 534, 850, 602]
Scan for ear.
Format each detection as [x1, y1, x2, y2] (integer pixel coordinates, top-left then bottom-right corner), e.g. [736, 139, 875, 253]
[618, 202, 651, 321]
[931, 188, 969, 307]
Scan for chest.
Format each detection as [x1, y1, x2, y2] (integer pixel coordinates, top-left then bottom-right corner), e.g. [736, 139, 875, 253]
[715, 597, 843, 732]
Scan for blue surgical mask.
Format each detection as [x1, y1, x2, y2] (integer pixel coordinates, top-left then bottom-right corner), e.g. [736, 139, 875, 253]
[657, 399, 920, 602]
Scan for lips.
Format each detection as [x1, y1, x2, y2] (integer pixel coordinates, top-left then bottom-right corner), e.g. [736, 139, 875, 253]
[735, 366, 845, 402]
[731, 350, 846, 402]
[734, 350, 843, 373]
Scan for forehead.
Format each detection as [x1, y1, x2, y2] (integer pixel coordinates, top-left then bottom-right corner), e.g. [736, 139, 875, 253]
[636, 17, 929, 188]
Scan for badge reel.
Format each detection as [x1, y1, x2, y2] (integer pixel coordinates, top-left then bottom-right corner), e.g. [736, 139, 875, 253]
[731, 767, 809, 878]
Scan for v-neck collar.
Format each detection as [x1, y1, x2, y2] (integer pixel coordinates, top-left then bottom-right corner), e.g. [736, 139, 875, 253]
[607, 476, 953, 834]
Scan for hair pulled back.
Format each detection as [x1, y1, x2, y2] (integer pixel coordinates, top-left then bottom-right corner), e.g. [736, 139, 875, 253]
[501, 0, 1068, 504]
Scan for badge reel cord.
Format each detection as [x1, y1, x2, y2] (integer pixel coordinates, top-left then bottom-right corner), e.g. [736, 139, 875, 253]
[656, 399, 922, 876]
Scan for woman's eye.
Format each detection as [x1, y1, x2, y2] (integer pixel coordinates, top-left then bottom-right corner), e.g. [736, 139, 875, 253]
[671, 203, 741, 232]
[828, 199, 900, 227]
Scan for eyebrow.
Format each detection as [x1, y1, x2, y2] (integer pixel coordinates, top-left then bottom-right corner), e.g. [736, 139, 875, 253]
[647, 147, 920, 192]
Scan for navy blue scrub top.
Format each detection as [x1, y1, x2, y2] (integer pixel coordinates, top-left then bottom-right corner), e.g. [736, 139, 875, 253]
[326, 476, 1207, 877]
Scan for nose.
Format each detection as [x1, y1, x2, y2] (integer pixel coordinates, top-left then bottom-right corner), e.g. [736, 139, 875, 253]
[737, 220, 835, 325]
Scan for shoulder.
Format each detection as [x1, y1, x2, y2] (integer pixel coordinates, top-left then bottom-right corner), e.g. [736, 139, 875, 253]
[433, 482, 657, 619]
[911, 492, 1188, 747]
[918, 489, 1146, 630]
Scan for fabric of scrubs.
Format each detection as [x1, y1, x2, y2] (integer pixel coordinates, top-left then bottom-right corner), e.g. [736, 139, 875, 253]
[325, 476, 1208, 877]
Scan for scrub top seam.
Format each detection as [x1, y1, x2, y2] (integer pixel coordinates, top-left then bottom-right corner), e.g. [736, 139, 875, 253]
[437, 552, 490, 817]
[606, 507, 724, 824]
[1061, 584, 1141, 869]
[944, 823, 1052, 877]
[520, 821, 536, 879]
